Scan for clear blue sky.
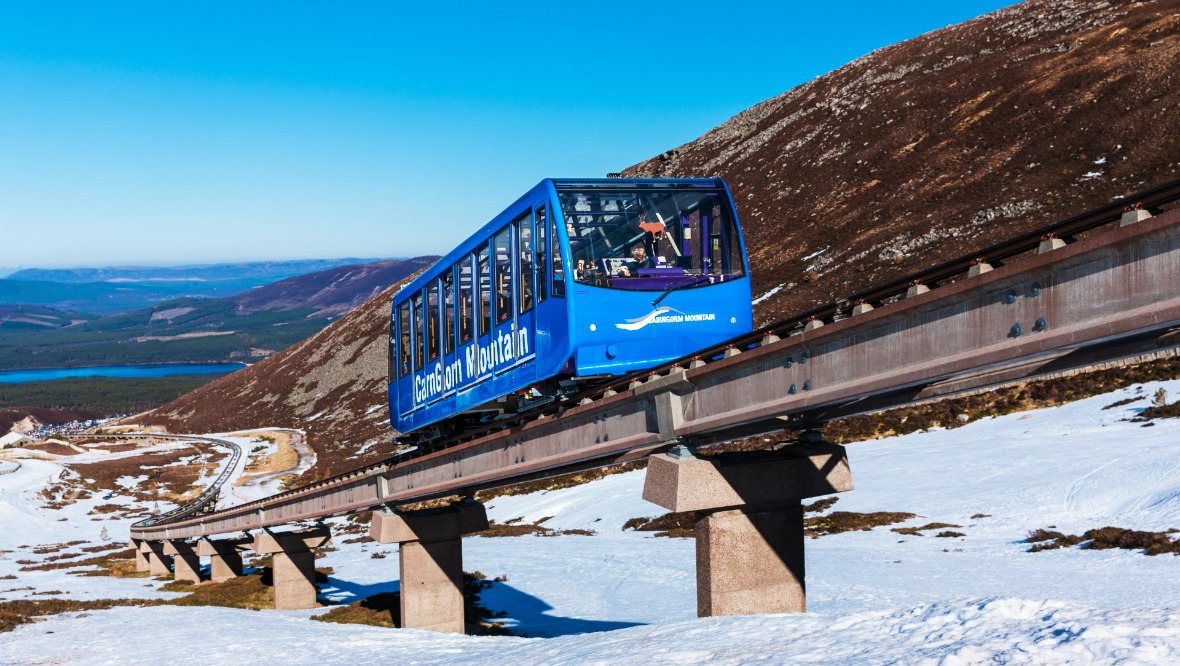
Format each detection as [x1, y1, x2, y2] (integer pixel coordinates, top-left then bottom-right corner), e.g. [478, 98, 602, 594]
[0, 1, 1015, 270]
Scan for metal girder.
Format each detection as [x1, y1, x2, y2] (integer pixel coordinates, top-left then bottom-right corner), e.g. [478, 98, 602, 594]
[678, 208, 1180, 436]
[131, 207, 1180, 542]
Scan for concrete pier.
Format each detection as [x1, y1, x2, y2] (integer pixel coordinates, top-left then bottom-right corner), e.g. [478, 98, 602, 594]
[251, 526, 331, 610]
[163, 539, 201, 583]
[140, 540, 173, 577]
[642, 441, 854, 616]
[197, 536, 249, 583]
[129, 539, 149, 573]
[369, 499, 489, 633]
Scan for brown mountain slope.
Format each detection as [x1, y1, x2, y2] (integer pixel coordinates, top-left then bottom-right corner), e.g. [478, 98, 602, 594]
[139, 0, 1180, 481]
[135, 275, 414, 480]
[231, 256, 438, 318]
[624, 0, 1180, 325]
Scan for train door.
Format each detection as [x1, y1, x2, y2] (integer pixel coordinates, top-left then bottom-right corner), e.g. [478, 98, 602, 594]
[456, 253, 477, 392]
[439, 266, 458, 403]
[424, 280, 442, 402]
[530, 204, 552, 358]
[490, 222, 518, 374]
[395, 299, 414, 418]
[475, 241, 493, 384]
[514, 211, 536, 367]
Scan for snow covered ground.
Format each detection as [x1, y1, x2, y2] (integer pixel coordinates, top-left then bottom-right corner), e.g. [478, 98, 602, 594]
[3, 380, 1180, 663]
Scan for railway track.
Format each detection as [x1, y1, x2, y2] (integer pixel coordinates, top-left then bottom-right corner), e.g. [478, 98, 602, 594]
[134, 177, 1180, 533]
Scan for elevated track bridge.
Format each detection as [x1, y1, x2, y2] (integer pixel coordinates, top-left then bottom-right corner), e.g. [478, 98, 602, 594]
[129, 179, 1180, 632]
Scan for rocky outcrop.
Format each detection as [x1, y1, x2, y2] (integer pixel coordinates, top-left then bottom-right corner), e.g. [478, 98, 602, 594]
[11, 415, 42, 434]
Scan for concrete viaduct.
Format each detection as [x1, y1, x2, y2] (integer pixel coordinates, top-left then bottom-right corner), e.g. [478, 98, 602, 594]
[130, 184, 1180, 633]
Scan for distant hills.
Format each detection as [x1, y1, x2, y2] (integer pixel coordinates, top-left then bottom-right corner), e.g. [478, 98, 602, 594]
[0, 256, 438, 370]
[0, 258, 395, 315]
[231, 258, 435, 318]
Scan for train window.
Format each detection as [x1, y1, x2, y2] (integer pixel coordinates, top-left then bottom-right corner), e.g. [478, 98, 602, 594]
[478, 244, 491, 336]
[459, 254, 474, 344]
[551, 213, 565, 297]
[411, 292, 424, 371]
[535, 206, 548, 303]
[443, 268, 455, 355]
[493, 225, 514, 324]
[397, 302, 411, 378]
[426, 281, 440, 362]
[557, 188, 743, 290]
[517, 212, 534, 314]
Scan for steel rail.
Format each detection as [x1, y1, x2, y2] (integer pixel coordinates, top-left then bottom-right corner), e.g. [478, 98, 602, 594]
[131, 178, 1180, 541]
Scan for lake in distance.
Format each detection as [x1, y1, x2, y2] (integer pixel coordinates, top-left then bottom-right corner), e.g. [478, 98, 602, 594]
[0, 363, 247, 383]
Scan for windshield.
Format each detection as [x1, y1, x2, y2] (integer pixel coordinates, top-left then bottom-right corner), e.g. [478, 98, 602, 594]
[557, 187, 744, 291]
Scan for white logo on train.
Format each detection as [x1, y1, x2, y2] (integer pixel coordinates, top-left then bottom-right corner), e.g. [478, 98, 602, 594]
[414, 326, 530, 404]
[615, 307, 716, 331]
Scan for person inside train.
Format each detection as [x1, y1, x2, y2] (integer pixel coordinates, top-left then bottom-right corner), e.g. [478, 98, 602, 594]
[631, 244, 654, 269]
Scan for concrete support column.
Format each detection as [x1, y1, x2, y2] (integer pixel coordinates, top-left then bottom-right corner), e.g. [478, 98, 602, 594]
[642, 441, 854, 617]
[251, 526, 331, 610]
[163, 539, 201, 583]
[129, 540, 149, 573]
[140, 540, 172, 577]
[369, 499, 489, 633]
[197, 537, 249, 583]
[697, 501, 806, 615]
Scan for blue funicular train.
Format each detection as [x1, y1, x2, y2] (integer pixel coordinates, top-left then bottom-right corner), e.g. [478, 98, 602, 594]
[389, 178, 753, 443]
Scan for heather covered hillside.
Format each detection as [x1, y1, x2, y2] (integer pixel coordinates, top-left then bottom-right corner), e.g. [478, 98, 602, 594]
[625, 0, 1180, 324]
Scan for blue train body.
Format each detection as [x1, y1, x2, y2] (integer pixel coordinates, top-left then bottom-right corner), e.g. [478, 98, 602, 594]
[389, 178, 752, 438]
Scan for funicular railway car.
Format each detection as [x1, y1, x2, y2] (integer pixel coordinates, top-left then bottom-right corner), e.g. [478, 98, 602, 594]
[389, 178, 752, 443]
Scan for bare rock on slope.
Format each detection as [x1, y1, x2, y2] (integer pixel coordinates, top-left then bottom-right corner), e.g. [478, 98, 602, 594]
[11, 415, 42, 434]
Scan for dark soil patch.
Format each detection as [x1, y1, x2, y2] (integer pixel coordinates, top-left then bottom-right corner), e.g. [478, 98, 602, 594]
[1027, 526, 1180, 555]
[1138, 402, 1180, 420]
[935, 531, 966, 538]
[313, 591, 399, 628]
[476, 520, 595, 538]
[163, 571, 274, 610]
[21, 546, 141, 577]
[0, 598, 162, 633]
[1102, 397, 1141, 410]
[805, 511, 916, 537]
[623, 512, 696, 538]
[30, 541, 86, 555]
[79, 542, 125, 554]
[804, 497, 840, 513]
[892, 522, 963, 536]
